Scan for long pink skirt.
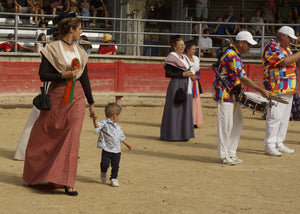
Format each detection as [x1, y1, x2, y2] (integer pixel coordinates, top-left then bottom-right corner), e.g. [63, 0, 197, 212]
[23, 82, 86, 188]
[193, 82, 203, 125]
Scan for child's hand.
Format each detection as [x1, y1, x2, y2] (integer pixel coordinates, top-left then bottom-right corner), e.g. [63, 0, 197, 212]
[126, 144, 132, 150]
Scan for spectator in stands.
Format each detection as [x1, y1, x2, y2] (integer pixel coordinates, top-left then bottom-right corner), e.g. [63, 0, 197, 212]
[0, 0, 7, 12]
[65, 0, 80, 15]
[211, 16, 231, 46]
[200, 29, 216, 58]
[14, 0, 30, 24]
[34, 32, 47, 54]
[193, 22, 208, 43]
[51, 0, 66, 16]
[277, 0, 293, 24]
[236, 14, 248, 33]
[262, 0, 276, 34]
[98, 34, 116, 55]
[27, 0, 45, 25]
[223, 6, 237, 35]
[6, 0, 14, 12]
[35, 20, 50, 41]
[294, 0, 300, 22]
[0, 2, 3, 12]
[294, 17, 300, 47]
[249, 9, 264, 39]
[0, 33, 33, 52]
[43, 0, 51, 14]
[194, 0, 208, 21]
[81, 0, 90, 28]
[90, 0, 110, 28]
[79, 35, 92, 54]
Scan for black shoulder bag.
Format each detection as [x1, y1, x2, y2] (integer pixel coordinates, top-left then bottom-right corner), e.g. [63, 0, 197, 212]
[33, 82, 51, 111]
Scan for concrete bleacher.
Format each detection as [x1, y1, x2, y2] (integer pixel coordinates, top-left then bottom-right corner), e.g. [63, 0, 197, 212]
[208, 0, 299, 21]
[0, 17, 107, 53]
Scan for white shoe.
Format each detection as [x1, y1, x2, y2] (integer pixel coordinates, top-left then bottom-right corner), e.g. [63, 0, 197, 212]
[265, 147, 282, 156]
[277, 145, 295, 154]
[100, 172, 107, 182]
[219, 157, 236, 165]
[89, 23, 96, 27]
[110, 178, 119, 187]
[18, 19, 23, 24]
[230, 156, 243, 164]
[29, 20, 35, 25]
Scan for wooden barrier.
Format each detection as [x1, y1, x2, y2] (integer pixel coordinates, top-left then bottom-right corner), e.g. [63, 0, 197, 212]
[1, 61, 297, 95]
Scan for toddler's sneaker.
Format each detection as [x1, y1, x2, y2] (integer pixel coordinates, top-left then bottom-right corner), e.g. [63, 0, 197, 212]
[110, 178, 119, 187]
[100, 172, 107, 182]
[277, 145, 295, 154]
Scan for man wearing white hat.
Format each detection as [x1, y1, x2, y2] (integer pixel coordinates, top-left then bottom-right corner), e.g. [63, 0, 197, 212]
[262, 26, 299, 156]
[213, 31, 270, 165]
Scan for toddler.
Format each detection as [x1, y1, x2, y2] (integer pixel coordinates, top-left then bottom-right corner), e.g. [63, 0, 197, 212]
[93, 103, 132, 187]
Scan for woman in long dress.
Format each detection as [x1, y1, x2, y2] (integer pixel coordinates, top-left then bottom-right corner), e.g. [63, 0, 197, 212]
[185, 41, 203, 128]
[23, 17, 97, 196]
[160, 37, 196, 141]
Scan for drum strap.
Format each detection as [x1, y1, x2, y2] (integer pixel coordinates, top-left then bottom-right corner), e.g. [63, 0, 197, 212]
[213, 46, 242, 101]
[212, 63, 242, 100]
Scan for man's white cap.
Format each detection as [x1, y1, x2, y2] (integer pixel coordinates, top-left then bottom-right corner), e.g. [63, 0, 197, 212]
[235, 31, 257, 45]
[278, 26, 297, 40]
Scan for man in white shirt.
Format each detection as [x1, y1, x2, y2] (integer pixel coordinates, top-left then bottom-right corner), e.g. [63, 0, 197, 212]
[200, 29, 216, 58]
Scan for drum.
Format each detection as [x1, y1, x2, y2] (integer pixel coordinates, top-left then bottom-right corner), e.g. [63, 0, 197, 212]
[239, 91, 270, 113]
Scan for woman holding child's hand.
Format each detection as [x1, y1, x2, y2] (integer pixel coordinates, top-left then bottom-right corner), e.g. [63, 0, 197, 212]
[23, 16, 95, 196]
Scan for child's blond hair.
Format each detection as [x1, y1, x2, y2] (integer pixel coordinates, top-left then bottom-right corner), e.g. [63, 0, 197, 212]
[105, 103, 122, 118]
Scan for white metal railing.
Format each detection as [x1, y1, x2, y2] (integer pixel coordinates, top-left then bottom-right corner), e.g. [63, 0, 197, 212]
[0, 12, 298, 58]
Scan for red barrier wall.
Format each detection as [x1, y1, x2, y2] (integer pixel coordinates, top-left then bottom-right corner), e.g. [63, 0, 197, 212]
[0, 61, 283, 95]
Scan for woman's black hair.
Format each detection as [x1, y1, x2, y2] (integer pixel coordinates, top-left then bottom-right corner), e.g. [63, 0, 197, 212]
[184, 40, 196, 52]
[47, 12, 77, 37]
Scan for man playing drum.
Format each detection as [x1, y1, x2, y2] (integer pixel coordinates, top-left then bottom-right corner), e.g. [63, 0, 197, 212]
[262, 26, 299, 156]
[213, 31, 270, 165]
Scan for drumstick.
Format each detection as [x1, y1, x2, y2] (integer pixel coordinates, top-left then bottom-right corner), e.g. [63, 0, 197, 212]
[211, 64, 232, 93]
[270, 95, 289, 104]
[290, 43, 300, 48]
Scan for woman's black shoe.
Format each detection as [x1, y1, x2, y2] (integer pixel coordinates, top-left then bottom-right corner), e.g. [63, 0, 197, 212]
[194, 125, 198, 128]
[64, 186, 78, 196]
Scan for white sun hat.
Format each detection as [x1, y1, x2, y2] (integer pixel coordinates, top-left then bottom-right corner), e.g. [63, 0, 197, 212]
[235, 31, 257, 45]
[278, 26, 297, 40]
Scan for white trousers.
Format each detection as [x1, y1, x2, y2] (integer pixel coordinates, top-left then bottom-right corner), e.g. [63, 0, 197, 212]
[217, 102, 243, 158]
[264, 94, 293, 148]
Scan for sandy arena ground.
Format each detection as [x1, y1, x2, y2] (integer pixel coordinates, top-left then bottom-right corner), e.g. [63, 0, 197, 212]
[0, 97, 300, 214]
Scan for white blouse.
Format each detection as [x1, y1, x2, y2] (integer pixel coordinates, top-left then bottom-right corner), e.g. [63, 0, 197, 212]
[187, 55, 200, 74]
[59, 40, 81, 69]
